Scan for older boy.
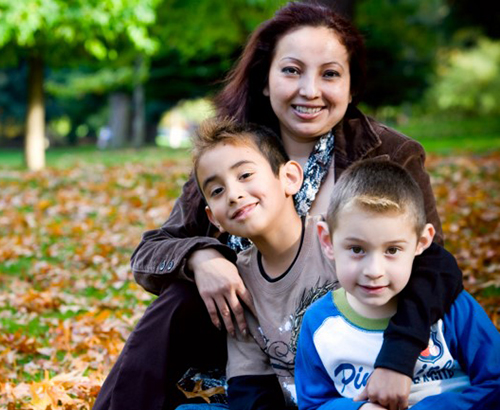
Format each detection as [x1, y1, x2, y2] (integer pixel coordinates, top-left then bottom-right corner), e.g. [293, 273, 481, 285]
[191, 118, 339, 409]
[295, 160, 500, 409]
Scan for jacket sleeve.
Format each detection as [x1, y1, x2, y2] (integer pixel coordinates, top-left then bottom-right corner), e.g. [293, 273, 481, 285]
[375, 243, 464, 376]
[130, 173, 237, 295]
[410, 291, 500, 410]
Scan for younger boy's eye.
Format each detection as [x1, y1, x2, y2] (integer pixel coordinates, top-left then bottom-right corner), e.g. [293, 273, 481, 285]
[350, 246, 364, 255]
[386, 247, 399, 255]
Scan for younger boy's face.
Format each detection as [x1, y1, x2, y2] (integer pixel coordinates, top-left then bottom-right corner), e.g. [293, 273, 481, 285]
[197, 142, 300, 240]
[318, 204, 434, 319]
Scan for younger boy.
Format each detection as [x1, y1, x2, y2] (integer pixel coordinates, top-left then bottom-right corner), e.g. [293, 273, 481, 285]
[295, 160, 500, 409]
[192, 118, 339, 408]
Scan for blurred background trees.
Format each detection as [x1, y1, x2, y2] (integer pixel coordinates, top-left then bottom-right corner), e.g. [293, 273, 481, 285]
[0, 0, 499, 169]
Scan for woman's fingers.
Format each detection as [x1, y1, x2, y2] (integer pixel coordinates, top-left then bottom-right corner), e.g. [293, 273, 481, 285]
[214, 296, 235, 337]
[200, 294, 222, 331]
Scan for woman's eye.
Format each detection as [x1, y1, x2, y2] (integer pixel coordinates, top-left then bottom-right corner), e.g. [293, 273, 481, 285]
[386, 247, 399, 255]
[324, 70, 340, 79]
[350, 246, 364, 255]
[282, 66, 299, 75]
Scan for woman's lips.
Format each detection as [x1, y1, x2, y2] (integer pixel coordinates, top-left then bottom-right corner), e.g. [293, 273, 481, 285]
[292, 104, 324, 119]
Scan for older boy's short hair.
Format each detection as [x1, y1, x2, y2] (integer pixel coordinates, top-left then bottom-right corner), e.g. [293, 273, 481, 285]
[192, 117, 289, 179]
[326, 159, 427, 236]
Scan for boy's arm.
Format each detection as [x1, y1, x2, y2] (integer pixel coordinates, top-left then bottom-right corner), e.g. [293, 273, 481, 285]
[410, 291, 500, 409]
[374, 243, 463, 375]
[361, 243, 463, 408]
[226, 319, 284, 410]
[295, 310, 367, 410]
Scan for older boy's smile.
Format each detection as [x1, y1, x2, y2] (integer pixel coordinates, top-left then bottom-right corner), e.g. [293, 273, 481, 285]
[231, 202, 258, 221]
[196, 142, 298, 241]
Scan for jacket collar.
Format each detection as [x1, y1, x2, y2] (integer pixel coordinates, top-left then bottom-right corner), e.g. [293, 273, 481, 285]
[332, 105, 382, 179]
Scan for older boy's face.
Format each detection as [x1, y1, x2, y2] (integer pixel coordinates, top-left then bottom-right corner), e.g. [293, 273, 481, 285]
[197, 142, 290, 240]
[328, 204, 428, 319]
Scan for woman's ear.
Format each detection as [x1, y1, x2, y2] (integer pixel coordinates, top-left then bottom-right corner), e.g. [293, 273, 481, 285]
[282, 160, 303, 196]
[317, 221, 335, 260]
[205, 206, 225, 233]
[263, 84, 270, 97]
[415, 223, 435, 256]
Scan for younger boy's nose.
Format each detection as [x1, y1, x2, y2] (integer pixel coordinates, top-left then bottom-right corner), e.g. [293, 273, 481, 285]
[362, 255, 384, 279]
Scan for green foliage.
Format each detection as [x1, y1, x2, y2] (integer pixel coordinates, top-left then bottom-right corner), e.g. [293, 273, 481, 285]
[356, 0, 449, 106]
[0, 0, 161, 65]
[426, 37, 500, 116]
[154, 0, 285, 61]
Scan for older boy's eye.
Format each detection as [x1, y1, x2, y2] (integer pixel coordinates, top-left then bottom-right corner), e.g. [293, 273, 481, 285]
[210, 187, 223, 197]
[240, 172, 253, 180]
[386, 247, 399, 255]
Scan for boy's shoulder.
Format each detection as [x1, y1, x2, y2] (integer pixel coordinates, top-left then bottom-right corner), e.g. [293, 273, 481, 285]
[235, 214, 328, 272]
[302, 289, 342, 332]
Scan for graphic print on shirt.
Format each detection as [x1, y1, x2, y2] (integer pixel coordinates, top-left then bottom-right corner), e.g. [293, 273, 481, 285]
[325, 320, 470, 400]
[254, 280, 337, 377]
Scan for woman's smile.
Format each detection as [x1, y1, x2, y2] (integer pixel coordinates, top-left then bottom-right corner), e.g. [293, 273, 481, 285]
[265, 26, 352, 148]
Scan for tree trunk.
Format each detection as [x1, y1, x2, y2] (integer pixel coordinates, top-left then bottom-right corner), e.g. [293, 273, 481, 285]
[109, 92, 131, 148]
[131, 58, 146, 148]
[25, 55, 46, 171]
[302, 0, 355, 20]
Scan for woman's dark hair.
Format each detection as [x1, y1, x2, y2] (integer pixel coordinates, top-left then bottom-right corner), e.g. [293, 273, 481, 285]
[214, 1, 367, 136]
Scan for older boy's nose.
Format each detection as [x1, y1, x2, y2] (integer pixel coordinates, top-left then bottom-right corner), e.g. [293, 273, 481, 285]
[227, 185, 244, 204]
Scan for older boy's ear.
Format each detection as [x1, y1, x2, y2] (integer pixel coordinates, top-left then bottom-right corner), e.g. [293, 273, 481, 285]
[415, 223, 435, 255]
[282, 160, 303, 196]
[317, 221, 335, 260]
[205, 206, 225, 233]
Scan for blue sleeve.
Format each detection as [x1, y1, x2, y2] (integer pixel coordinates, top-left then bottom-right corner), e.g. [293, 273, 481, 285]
[295, 308, 366, 410]
[411, 291, 500, 410]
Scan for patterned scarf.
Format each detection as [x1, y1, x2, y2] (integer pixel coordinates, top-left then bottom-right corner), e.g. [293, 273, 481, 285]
[227, 131, 335, 252]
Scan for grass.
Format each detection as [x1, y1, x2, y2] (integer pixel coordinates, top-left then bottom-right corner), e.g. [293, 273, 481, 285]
[1, 115, 499, 169]
[392, 115, 500, 154]
[0, 144, 190, 169]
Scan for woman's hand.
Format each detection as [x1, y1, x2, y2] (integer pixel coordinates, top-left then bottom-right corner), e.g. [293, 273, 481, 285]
[188, 248, 255, 337]
[355, 368, 411, 410]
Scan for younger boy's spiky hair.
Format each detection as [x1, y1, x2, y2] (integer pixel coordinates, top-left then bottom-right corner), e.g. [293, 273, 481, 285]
[326, 159, 427, 236]
[192, 116, 289, 179]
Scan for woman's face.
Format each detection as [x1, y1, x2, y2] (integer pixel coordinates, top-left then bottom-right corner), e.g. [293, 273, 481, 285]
[264, 26, 352, 146]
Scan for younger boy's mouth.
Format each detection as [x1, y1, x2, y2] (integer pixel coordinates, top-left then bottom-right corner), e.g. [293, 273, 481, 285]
[358, 284, 388, 294]
[231, 203, 258, 220]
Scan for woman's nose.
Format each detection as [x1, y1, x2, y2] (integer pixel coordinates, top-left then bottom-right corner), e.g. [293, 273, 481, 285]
[299, 74, 320, 99]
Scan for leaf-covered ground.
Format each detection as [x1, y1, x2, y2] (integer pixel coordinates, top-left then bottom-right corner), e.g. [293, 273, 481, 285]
[0, 153, 499, 409]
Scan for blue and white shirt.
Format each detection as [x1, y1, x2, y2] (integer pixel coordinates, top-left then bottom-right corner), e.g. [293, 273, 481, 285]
[296, 289, 500, 409]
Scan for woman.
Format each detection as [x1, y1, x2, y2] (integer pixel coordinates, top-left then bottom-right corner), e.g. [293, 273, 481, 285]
[94, 3, 463, 410]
